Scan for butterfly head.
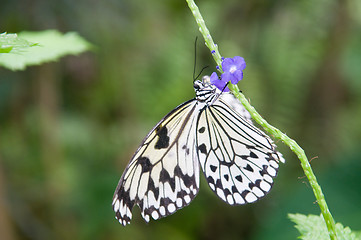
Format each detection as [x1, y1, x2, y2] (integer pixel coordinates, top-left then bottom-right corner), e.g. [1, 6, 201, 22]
[194, 76, 218, 102]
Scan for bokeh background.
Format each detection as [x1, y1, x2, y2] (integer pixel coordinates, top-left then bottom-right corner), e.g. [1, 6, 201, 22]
[1, 0, 361, 239]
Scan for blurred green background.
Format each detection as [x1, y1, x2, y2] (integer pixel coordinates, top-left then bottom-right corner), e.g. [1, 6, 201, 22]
[1, 0, 361, 239]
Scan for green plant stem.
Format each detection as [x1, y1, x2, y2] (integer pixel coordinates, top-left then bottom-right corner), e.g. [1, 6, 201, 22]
[186, 0, 337, 239]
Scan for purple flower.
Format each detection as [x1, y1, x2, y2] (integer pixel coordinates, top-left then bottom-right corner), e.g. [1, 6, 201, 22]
[221, 56, 246, 84]
[210, 72, 229, 92]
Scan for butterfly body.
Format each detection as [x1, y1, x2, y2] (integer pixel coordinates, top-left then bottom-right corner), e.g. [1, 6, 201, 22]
[112, 77, 284, 226]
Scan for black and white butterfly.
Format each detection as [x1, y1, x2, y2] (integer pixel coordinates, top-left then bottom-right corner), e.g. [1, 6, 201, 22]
[112, 76, 284, 226]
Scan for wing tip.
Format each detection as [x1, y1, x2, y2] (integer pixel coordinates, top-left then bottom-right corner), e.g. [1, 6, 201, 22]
[113, 194, 134, 226]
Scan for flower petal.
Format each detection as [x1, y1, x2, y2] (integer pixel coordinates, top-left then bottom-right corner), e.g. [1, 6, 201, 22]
[218, 82, 230, 92]
[221, 58, 234, 72]
[232, 56, 246, 70]
[210, 72, 229, 92]
[231, 70, 243, 84]
[210, 72, 219, 84]
[221, 71, 232, 83]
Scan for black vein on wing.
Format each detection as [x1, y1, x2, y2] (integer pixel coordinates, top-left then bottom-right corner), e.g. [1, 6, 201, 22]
[213, 101, 273, 151]
[211, 105, 273, 167]
[125, 101, 196, 182]
[204, 107, 252, 184]
[208, 106, 266, 174]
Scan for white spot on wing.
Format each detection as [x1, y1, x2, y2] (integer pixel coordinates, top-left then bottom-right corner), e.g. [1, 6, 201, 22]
[233, 192, 245, 204]
[245, 192, 257, 203]
[269, 160, 279, 169]
[252, 187, 264, 197]
[176, 198, 183, 207]
[260, 181, 271, 192]
[227, 195, 234, 205]
[184, 195, 191, 204]
[151, 211, 159, 220]
[264, 175, 273, 183]
[216, 188, 226, 202]
[119, 200, 125, 216]
[113, 199, 120, 212]
[159, 206, 166, 216]
[168, 203, 176, 213]
[267, 167, 277, 177]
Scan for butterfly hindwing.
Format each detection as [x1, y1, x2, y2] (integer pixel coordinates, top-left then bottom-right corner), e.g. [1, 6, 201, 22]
[112, 100, 201, 226]
[196, 94, 283, 205]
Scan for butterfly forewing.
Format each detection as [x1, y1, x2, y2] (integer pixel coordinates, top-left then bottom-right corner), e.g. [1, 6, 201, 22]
[112, 100, 201, 226]
[196, 95, 282, 205]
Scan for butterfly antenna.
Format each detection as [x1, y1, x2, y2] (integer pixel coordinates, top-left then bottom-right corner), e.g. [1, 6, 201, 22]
[193, 36, 198, 81]
[192, 37, 210, 81]
[194, 65, 209, 82]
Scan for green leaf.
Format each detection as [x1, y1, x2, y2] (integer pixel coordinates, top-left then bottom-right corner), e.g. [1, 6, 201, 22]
[0, 30, 92, 71]
[289, 213, 360, 240]
[0, 32, 38, 54]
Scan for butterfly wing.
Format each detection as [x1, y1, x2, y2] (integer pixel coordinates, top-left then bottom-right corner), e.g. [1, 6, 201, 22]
[196, 94, 284, 205]
[218, 93, 253, 123]
[112, 99, 200, 226]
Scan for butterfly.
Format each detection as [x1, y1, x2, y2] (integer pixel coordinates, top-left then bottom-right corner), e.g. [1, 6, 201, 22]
[112, 76, 284, 226]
